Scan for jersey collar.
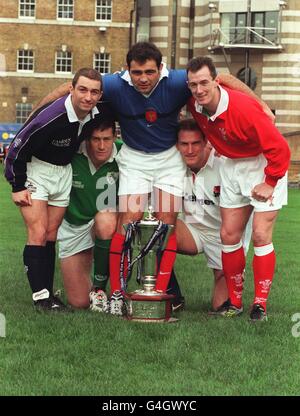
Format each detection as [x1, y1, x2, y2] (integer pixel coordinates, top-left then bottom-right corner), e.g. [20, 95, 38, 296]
[78, 141, 118, 175]
[121, 62, 169, 97]
[194, 85, 229, 121]
[64, 94, 99, 123]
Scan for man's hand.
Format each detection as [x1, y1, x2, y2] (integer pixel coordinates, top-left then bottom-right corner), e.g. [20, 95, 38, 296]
[251, 183, 274, 203]
[12, 190, 32, 207]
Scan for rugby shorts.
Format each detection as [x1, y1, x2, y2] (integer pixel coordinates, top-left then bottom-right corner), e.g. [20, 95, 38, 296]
[25, 156, 72, 207]
[57, 218, 95, 259]
[220, 154, 287, 211]
[116, 143, 186, 197]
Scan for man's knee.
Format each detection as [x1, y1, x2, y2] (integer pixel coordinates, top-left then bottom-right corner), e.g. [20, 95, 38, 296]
[220, 227, 243, 245]
[27, 225, 47, 245]
[95, 212, 118, 239]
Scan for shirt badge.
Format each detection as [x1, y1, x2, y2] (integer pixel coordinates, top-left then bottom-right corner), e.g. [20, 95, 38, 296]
[213, 186, 220, 197]
[219, 127, 228, 142]
[145, 108, 158, 124]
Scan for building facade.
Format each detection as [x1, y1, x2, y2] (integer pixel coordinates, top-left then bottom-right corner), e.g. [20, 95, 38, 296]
[0, 1, 299, 141]
[0, 0, 134, 124]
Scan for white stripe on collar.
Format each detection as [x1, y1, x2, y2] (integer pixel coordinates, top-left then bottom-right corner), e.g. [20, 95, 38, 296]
[121, 62, 169, 97]
[194, 85, 229, 121]
[64, 94, 99, 123]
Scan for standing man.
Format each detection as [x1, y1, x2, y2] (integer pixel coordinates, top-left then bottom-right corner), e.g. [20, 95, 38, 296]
[57, 118, 120, 312]
[4, 68, 106, 311]
[30, 42, 274, 316]
[176, 118, 252, 312]
[187, 56, 290, 321]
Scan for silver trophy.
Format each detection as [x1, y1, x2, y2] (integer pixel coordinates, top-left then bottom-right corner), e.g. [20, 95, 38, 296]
[123, 206, 177, 323]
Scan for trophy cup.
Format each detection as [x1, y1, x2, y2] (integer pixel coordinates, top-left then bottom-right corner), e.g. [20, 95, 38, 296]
[124, 207, 177, 323]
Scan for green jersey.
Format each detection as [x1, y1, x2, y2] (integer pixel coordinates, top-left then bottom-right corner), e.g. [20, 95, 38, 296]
[65, 140, 122, 226]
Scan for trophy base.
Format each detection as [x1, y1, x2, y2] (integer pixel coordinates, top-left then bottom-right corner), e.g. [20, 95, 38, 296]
[125, 291, 178, 323]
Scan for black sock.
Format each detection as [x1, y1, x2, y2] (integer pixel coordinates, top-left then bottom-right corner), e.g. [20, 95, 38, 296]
[45, 241, 56, 295]
[23, 245, 48, 295]
[167, 269, 183, 299]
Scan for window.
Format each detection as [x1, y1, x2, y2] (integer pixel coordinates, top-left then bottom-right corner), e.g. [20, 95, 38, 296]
[94, 52, 111, 74]
[57, 0, 74, 20]
[19, 0, 35, 18]
[17, 50, 34, 72]
[96, 0, 112, 21]
[55, 51, 72, 73]
[221, 13, 247, 44]
[221, 11, 279, 45]
[251, 11, 278, 44]
[16, 103, 33, 123]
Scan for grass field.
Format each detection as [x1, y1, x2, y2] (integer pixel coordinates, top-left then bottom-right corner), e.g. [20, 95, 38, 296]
[0, 165, 300, 397]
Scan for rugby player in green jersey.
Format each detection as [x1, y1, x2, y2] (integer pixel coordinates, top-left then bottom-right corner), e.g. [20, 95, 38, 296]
[57, 118, 121, 311]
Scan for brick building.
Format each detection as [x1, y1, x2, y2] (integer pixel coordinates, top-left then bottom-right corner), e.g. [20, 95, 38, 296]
[0, 0, 134, 123]
[0, 1, 299, 180]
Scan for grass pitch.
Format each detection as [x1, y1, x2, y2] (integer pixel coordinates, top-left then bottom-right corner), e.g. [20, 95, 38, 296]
[0, 167, 300, 396]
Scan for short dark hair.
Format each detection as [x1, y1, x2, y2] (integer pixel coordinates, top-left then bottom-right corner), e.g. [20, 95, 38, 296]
[126, 42, 162, 69]
[186, 56, 217, 79]
[84, 118, 116, 141]
[177, 118, 206, 142]
[72, 68, 102, 87]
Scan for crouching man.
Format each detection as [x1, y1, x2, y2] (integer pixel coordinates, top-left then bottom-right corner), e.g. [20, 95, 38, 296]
[58, 118, 121, 310]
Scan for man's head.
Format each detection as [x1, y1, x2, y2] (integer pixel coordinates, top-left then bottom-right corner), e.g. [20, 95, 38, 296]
[176, 118, 211, 172]
[186, 56, 219, 113]
[70, 68, 102, 119]
[85, 118, 116, 168]
[126, 42, 163, 95]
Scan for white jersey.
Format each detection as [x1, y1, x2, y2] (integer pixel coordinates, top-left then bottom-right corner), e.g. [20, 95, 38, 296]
[182, 150, 224, 230]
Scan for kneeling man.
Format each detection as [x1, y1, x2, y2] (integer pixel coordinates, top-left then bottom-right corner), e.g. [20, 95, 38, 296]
[58, 118, 120, 310]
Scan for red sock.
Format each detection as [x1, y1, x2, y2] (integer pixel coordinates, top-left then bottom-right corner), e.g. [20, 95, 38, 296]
[155, 233, 177, 292]
[222, 243, 245, 308]
[109, 233, 125, 295]
[253, 244, 276, 311]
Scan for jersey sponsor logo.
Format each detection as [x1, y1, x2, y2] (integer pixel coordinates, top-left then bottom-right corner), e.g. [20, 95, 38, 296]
[213, 185, 220, 197]
[145, 108, 158, 124]
[51, 138, 72, 147]
[106, 171, 119, 185]
[72, 180, 84, 189]
[184, 193, 215, 205]
[13, 138, 22, 148]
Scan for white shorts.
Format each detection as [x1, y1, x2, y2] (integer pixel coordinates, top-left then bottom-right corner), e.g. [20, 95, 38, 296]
[25, 156, 72, 207]
[57, 218, 95, 259]
[181, 221, 222, 270]
[179, 213, 253, 270]
[116, 143, 186, 197]
[220, 154, 288, 211]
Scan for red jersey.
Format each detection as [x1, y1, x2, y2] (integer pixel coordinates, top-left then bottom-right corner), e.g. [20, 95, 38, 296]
[188, 86, 290, 187]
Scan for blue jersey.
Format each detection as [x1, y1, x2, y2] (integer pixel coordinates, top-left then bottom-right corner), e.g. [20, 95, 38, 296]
[102, 69, 191, 153]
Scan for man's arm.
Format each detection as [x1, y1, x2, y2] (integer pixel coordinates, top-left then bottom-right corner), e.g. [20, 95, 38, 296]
[217, 73, 275, 124]
[30, 81, 71, 116]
